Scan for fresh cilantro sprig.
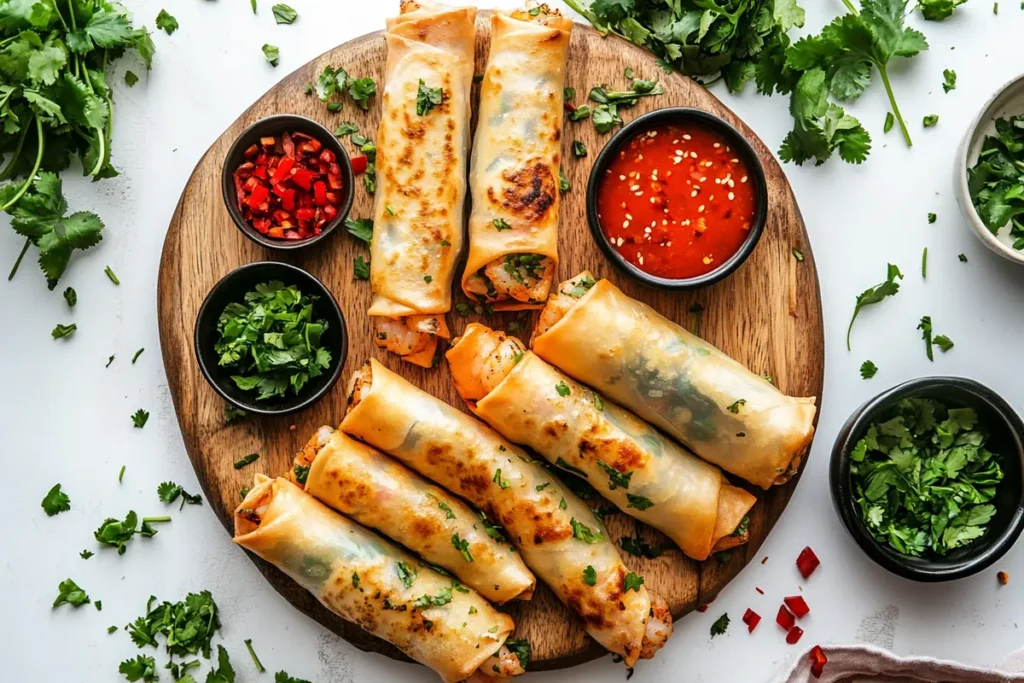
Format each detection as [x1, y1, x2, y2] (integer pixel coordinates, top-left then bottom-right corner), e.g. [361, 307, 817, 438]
[126, 590, 221, 658]
[53, 578, 90, 608]
[157, 481, 202, 509]
[847, 263, 903, 350]
[42, 483, 71, 516]
[850, 398, 1003, 556]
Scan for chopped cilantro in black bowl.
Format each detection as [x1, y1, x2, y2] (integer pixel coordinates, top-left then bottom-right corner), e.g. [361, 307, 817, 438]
[194, 261, 346, 416]
[831, 377, 1024, 582]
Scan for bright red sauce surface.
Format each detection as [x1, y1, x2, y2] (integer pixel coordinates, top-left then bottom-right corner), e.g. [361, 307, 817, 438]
[596, 122, 757, 280]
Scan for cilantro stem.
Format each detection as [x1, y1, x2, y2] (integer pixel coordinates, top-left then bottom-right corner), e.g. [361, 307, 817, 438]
[0, 113, 31, 181]
[841, 0, 859, 14]
[245, 639, 265, 673]
[0, 117, 44, 212]
[141, 516, 171, 523]
[878, 66, 912, 147]
[8, 237, 29, 280]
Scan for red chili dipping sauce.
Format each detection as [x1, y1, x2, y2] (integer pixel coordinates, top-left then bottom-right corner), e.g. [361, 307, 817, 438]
[595, 122, 757, 280]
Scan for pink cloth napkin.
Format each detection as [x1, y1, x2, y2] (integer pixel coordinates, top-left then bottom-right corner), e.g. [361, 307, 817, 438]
[774, 644, 1024, 683]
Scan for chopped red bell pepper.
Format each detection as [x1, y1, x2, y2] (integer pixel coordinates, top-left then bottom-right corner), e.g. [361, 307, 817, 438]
[797, 547, 820, 579]
[350, 155, 368, 175]
[295, 208, 316, 222]
[291, 168, 315, 190]
[741, 608, 761, 633]
[313, 181, 327, 206]
[320, 148, 335, 164]
[786, 626, 804, 645]
[809, 646, 827, 678]
[247, 184, 269, 211]
[270, 156, 295, 184]
[784, 596, 810, 619]
[776, 605, 795, 632]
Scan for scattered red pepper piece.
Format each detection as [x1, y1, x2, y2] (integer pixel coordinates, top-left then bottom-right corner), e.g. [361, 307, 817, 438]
[786, 626, 804, 645]
[776, 604, 796, 632]
[755, 587, 764, 595]
[232, 131, 343, 241]
[696, 604, 709, 613]
[761, 556, 769, 565]
[796, 546, 820, 579]
[350, 155, 368, 175]
[809, 645, 827, 678]
[784, 595, 810, 619]
[998, 571, 1009, 585]
[741, 608, 761, 633]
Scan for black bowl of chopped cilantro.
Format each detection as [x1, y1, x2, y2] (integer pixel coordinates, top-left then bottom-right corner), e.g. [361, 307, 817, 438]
[831, 377, 1024, 582]
[194, 261, 346, 416]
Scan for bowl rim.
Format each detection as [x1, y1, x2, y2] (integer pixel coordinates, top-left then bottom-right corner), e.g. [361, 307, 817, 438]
[830, 376, 1024, 582]
[221, 113, 355, 252]
[584, 106, 769, 290]
[193, 260, 347, 416]
[954, 71, 1024, 265]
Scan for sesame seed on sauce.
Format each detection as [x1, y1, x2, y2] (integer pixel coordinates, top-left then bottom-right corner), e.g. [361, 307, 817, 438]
[594, 122, 757, 280]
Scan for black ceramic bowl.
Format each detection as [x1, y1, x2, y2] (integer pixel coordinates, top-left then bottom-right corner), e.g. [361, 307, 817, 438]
[831, 377, 1024, 581]
[194, 261, 347, 416]
[221, 114, 354, 251]
[585, 107, 768, 290]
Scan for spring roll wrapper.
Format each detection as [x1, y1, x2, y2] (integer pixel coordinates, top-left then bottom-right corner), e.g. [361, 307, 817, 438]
[233, 477, 512, 683]
[369, 2, 476, 319]
[532, 278, 817, 489]
[342, 359, 653, 666]
[298, 427, 536, 604]
[460, 10, 571, 308]
[462, 347, 756, 561]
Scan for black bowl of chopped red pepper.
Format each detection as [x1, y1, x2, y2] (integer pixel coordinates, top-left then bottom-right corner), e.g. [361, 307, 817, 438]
[222, 114, 354, 250]
[830, 377, 1024, 582]
[585, 107, 768, 291]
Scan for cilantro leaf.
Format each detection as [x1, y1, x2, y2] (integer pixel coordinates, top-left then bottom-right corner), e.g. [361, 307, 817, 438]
[860, 360, 878, 379]
[205, 644, 236, 683]
[334, 122, 358, 138]
[234, 453, 259, 469]
[416, 79, 444, 115]
[942, 68, 956, 93]
[272, 4, 298, 24]
[344, 217, 373, 243]
[348, 77, 376, 111]
[451, 533, 473, 562]
[131, 409, 149, 428]
[582, 565, 597, 585]
[778, 69, 871, 166]
[293, 463, 310, 485]
[51, 322, 76, 339]
[569, 517, 603, 543]
[262, 44, 279, 67]
[919, 0, 969, 20]
[710, 612, 730, 637]
[94, 510, 139, 554]
[42, 483, 71, 515]
[53, 578, 90, 607]
[847, 263, 903, 350]
[155, 10, 177, 36]
[354, 256, 370, 280]
[623, 571, 644, 592]
[119, 655, 157, 682]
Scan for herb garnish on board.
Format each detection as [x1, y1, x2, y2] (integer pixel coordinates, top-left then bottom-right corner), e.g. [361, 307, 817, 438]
[850, 398, 1004, 556]
[215, 281, 332, 400]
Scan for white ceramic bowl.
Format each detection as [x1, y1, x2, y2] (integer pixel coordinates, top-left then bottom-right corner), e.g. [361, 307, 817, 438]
[954, 72, 1024, 264]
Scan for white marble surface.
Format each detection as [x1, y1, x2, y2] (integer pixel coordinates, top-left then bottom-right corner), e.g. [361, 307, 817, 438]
[4, 1, 1024, 681]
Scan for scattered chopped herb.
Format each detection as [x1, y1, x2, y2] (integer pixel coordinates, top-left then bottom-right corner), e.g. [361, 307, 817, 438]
[451, 534, 473, 562]
[860, 360, 878, 379]
[94, 511, 139, 554]
[623, 572, 644, 592]
[555, 381, 571, 397]
[132, 348, 145, 364]
[847, 264, 903, 351]
[396, 561, 417, 588]
[354, 256, 370, 280]
[559, 168, 571, 193]
[119, 654, 157, 682]
[119, 465, 125, 483]
[492, 468, 510, 489]
[262, 44, 280, 67]
[958, 253, 968, 263]
[63, 287, 77, 307]
[710, 613, 730, 637]
[884, 112, 895, 134]
[345, 217, 373, 243]
[157, 481, 202, 508]
[922, 247, 928, 278]
[923, 114, 939, 128]
[568, 104, 591, 122]
[155, 9, 178, 35]
[727, 399, 747, 414]
[943, 68, 957, 93]
[81, 549, 94, 559]
[106, 355, 115, 368]
[792, 248, 804, 262]
[131, 409, 149, 428]
[505, 638, 530, 671]
[626, 493, 654, 511]
[234, 453, 259, 469]
[272, 3, 298, 24]
[850, 398, 1003, 556]
[572, 140, 587, 158]
[53, 578, 90, 608]
[597, 460, 632, 490]
[42, 483, 71, 516]
[492, 218, 512, 231]
[335, 122, 359, 138]
[559, 497, 567, 510]
[928, 212, 937, 224]
[934, 334, 955, 352]
[569, 517, 602, 544]
[125, 70, 139, 87]
[416, 79, 444, 116]
[52, 323, 77, 339]
[582, 565, 597, 586]
[920, 0, 969, 20]
[246, 639, 266, 673]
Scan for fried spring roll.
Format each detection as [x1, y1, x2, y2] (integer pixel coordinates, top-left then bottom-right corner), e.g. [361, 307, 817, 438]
[461, 5, 571, 310]
[289, 426, 536, 604]
[446, 324, 756, 561]
[341, 358, 672, 666]
[369, 1, 476, 366]
[532, 273, 817, 489]
[233, 476, 518, 683]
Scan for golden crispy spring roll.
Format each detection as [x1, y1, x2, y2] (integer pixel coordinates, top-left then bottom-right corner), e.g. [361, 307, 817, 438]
[369, 1, 476, 366]
[532, 273, 817, 489]
[446, 324, 756, 561]
[341, 358, 672, 666]
[234, 476, 519, 683]
[289, 426, 536, 604]
[461, 6, 571, 310]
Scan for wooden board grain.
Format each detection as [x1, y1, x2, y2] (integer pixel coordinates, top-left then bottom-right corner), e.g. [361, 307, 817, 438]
[158, 14, 824, 672]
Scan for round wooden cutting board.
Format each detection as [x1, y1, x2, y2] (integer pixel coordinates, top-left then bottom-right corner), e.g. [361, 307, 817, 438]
[158, 13, 824, 672]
